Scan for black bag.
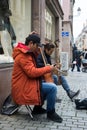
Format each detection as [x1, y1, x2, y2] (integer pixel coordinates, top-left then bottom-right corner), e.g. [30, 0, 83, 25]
[75, 98, 87, 110]
[1, 94, 20, 116]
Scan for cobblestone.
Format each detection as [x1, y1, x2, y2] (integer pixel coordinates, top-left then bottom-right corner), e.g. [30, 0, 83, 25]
[0, 69, 87, 130]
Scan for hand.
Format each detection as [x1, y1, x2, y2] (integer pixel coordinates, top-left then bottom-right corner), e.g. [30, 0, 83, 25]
[51, 65, 58, 72]
[29, 31, 39, 35]
[46, 64, 50, 66]
[53, 63, 61, 69]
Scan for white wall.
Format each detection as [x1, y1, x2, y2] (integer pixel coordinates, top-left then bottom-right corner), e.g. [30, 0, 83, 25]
[10, 0, 31, 43]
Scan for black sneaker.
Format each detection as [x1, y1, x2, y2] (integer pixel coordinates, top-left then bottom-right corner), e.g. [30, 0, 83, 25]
[32, 106, 46, 115]
[47, 112, 63, 123]
[67, 90, 80, 101]
[1, 104, 20, 116]
[75, 99, 87, 110]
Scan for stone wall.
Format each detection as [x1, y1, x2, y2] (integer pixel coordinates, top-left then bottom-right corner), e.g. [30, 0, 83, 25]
[0, 64, 13, 112]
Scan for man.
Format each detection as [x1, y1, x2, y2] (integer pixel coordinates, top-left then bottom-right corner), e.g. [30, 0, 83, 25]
[37, 43, 80, 101]
[11, 34, 63, 123]
[71, 44, 82, 72]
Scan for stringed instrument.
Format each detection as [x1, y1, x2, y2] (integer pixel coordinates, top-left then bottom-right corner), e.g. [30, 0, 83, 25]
[39, 47, 53, 83]
[54, 40, 62, 85]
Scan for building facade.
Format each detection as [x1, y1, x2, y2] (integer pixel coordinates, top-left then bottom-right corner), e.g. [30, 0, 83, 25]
[0, 0, 64, 61]
[61, 0, 75, 65]
[75, 24, 87, 51]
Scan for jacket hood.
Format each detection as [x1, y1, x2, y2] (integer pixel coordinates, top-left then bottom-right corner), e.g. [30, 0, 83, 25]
[12, 42, 31, 60]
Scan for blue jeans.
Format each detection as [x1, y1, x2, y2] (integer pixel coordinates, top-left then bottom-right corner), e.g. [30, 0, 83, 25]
[53, 74, 70, 92]
[41, 82, 57, 112]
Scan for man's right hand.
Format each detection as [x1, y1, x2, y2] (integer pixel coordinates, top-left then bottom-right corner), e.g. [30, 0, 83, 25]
[50, 65, 58, 72]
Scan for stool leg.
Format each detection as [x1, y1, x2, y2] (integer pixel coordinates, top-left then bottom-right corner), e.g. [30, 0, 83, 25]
[25, 105, 33, 119]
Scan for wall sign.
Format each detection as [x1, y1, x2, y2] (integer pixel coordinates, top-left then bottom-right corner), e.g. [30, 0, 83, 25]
[62, 32, 69, 37]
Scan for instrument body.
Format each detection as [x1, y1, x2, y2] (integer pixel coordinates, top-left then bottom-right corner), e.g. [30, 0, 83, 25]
[54, 40, 62, 84]
[39, 47, 53, 83]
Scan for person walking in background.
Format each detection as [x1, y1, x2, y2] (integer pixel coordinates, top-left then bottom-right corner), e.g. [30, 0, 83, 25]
[37, 43, 80, 101]
[71, 44, 77, 71]
[71, 44, 82, 72]
[11, 33, 63, 123]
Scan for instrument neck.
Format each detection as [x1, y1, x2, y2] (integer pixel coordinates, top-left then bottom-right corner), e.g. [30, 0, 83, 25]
[39, 47, 48, 66]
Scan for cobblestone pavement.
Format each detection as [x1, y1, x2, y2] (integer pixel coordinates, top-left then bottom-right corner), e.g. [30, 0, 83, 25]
[0, 69, 87, 130]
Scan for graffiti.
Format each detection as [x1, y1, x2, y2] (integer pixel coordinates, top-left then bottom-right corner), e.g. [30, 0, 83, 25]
[60, 52, 68, 71]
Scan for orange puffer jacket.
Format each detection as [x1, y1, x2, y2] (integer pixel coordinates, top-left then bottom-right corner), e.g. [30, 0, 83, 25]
[11, 43, 51, 105]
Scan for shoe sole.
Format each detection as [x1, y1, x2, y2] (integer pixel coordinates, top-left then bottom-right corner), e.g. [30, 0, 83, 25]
[47, 117, 63, 123]
[76, 105, 87, 110]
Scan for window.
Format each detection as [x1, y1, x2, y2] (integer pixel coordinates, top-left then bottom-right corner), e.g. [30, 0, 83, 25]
[45, 7, 55, 41]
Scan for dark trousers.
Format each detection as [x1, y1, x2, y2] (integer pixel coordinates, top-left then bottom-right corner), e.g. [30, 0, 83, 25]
[71, 64, 80, 72]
